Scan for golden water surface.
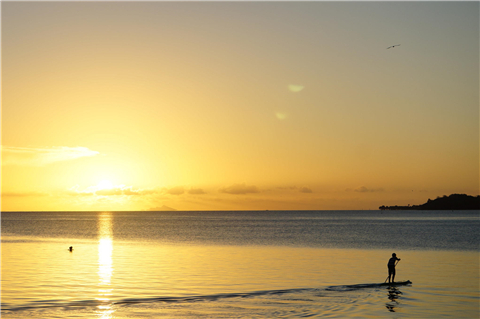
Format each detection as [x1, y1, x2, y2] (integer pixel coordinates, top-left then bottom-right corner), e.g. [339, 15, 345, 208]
[2, 212, 478, 318]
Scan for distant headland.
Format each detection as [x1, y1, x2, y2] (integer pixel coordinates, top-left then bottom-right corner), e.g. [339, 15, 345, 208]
[379, 194, 480, 210]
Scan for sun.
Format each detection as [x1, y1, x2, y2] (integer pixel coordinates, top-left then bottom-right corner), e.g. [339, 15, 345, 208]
[97, 179, 114, 190]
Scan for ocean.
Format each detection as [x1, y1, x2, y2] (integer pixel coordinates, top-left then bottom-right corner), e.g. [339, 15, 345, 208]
[1, 210, 479, 318]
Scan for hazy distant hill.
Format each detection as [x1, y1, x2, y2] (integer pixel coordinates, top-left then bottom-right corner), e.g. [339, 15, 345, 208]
[379, 194, 480, 210]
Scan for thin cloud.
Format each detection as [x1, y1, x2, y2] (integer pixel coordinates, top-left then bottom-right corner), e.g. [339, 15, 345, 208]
[166, 186, 185, 195]
[188, 188, 206, 195]
[277, 186, 299, 190]
[299, 187, 313, 193]
[68, 184, 154, 196]
[148, 205, 177, 211]
[96, 186, 144, 196]
[1, 191, 50, 197]
[2, 146, 100, 166]
[351, 186, 384, 193]
[219, 183, 260, 195]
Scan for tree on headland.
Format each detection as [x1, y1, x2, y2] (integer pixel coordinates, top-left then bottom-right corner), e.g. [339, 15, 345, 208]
[379, 194, 480, 210]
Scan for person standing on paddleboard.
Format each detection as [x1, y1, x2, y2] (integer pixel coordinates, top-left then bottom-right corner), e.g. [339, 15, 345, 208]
[387, 253, 401, 283]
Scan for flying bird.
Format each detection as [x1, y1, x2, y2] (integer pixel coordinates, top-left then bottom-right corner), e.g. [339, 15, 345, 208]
[387, 44, 401, 49]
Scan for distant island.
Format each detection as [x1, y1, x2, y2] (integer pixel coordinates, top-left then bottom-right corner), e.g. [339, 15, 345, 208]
[379, 194, 480, 210]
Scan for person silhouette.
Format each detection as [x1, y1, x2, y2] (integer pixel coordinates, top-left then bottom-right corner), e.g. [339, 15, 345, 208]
[68, 246, 73, 252]
[387, 253, 400, 283]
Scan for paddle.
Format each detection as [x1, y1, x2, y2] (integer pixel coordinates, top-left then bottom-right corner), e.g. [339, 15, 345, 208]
[384, 259, 400, 283]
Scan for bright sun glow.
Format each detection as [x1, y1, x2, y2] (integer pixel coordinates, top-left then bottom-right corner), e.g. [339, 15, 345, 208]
[97, 180, 114, 190]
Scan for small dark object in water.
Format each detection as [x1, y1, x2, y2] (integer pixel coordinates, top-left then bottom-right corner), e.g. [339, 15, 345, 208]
[69, 246, 73, 252]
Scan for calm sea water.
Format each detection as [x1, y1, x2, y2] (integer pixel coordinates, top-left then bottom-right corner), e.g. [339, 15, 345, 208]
[2, 210, 479, 318]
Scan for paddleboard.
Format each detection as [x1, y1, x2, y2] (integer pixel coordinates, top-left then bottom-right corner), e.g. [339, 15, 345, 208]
[380, 280, 412, 286]
[326, 280, 412, 291]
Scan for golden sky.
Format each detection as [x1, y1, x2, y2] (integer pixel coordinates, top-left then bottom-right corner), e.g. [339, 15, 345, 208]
[2, 1, 478, 211]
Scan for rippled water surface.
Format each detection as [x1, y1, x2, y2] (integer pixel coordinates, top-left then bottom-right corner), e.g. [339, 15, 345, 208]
[2, 210, 479, 318]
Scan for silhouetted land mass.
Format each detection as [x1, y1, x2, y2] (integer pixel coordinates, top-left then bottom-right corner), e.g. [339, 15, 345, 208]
[379, 194, 480, 210]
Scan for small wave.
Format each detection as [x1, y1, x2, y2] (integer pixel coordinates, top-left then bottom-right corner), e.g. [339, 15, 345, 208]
[115, 288, 319, 305]
[3, 283, 412, 313]
[2, 299, 106, 312]
[2, 287, 319, 312]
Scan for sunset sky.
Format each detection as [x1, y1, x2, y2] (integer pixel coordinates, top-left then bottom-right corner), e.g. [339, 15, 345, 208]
[2, 1, 478, 211]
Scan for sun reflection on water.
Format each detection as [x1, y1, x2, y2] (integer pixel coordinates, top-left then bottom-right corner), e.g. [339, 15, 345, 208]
[97, 212, 114, 318]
